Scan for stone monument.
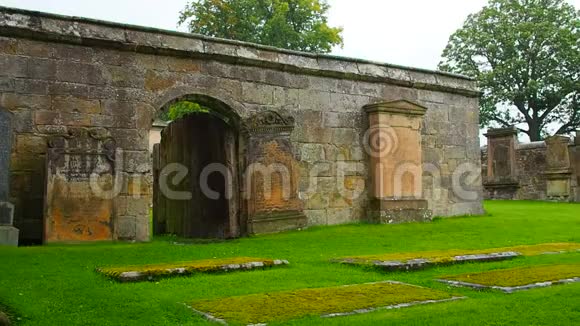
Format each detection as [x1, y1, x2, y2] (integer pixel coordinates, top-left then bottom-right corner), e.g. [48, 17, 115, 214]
[364, 100, 432, 224]
[483, 127, 520, 199]
[0, 108, 19, 246]
[44, 127, 117, 242]
[544, 135, 573, 201]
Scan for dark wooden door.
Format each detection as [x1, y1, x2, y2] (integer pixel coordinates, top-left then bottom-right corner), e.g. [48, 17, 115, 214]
[156, 114, 239, 239]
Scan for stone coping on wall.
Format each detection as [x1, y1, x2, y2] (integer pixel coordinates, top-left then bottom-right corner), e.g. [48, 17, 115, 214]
[0, 6, 479, 97]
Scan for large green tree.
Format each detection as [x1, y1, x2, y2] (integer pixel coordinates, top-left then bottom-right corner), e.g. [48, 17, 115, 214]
[439, 0, 580, 141]
[178, 0, 343, 53]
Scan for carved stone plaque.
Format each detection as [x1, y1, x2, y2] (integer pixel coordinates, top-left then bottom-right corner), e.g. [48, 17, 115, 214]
[44, 128, 117, 242]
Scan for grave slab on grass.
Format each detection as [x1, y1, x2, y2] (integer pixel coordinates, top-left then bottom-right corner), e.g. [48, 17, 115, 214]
[438, 264, 580, 293]
[97, 257, 289, 282]
[332, 242, 580, 272]
[188, 281, 464, 325]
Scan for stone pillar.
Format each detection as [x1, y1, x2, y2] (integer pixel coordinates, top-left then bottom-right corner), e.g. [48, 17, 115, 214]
[544, 135, 573, 201]
[483, 127, 520, 199]
[0, 108, 19, 246]
[364, 100, 432, 224]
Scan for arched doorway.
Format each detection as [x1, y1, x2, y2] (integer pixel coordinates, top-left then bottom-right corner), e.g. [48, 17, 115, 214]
[152, 95, 246, 239]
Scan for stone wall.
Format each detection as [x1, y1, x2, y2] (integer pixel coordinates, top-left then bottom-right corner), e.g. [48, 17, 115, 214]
[481, 133, 579, 202]
[482, 142, 548, 200]
[0, 6, 484, 243]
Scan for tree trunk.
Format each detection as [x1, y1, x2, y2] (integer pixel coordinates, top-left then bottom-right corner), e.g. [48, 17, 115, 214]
[528, 120, 542, 141]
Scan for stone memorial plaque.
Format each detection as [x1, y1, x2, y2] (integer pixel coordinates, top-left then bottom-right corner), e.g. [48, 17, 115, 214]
[493, 144, 511, 178]
[245, 111, 307, 233]
[45, 128, 117, 242]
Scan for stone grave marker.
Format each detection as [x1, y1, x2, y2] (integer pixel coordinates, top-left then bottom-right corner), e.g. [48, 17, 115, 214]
[0, 108, 19, 246]
[44, 127, 117, 242]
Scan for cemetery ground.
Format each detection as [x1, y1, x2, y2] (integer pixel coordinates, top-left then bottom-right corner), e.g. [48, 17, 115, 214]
[1, 201, 579, 325]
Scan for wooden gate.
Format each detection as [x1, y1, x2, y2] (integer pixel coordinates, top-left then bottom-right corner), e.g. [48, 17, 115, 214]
[153, 114, 239, 239]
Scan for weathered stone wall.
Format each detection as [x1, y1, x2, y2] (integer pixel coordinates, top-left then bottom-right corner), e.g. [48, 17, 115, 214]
[482, 142, 548, 200]
[0, 6, 483, 243]
[482, 139, 579, 201]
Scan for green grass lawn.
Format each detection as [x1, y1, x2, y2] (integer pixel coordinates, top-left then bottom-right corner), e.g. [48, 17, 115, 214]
[1, 200, 579, 325]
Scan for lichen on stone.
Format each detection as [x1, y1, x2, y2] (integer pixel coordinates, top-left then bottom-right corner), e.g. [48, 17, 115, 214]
[97, 257, 289, 282]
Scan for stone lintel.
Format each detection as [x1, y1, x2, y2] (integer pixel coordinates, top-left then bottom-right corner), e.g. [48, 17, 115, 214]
[484, 127, 518, 139]
[364, 100, 428, 117]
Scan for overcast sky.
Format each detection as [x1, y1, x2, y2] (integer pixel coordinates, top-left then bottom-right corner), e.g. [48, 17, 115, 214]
[1, 0, 577, 70]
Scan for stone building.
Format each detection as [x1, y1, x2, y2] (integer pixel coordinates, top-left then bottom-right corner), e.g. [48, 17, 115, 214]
[0, 6, 483, 244]
[481, 127, 580, 202]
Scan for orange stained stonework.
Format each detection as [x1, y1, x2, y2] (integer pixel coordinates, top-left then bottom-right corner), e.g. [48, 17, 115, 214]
[364, 100, 427, 199]
[250, 141, 302, 214]
[45, 177, 113, 242]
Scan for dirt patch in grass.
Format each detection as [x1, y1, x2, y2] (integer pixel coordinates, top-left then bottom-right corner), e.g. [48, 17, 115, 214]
[98, 257, 289, 282]
[335, 242, 580, 267]
[188, 281, 462, 325]
[440, 264, 580, 288]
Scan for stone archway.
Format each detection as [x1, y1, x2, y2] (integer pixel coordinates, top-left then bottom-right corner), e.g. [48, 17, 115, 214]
[152, 95, 247, 239]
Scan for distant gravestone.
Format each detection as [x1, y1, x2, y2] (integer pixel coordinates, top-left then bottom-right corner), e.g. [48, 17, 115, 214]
[0, 108, 19, 246]
[45, 127, 117, 242]
[544, 135, 572, 200]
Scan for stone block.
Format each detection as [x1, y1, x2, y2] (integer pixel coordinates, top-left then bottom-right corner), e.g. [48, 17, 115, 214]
[27, 58, 57, 80]
[368, 199, 433, 224]
[304, 209, 327, 226]
[242, 82, 274, 105]
[12, 110, 34, 133]
[300, 143, 325, 162]
[0, 54, 28, 78]
[1, 93, 51, 110]
[305, 192, 330, 210]
[0, 226, 19, 246]
[327, 208, 352, 225]
[116, 216, 137, 240]
[15, 134, 46, 154]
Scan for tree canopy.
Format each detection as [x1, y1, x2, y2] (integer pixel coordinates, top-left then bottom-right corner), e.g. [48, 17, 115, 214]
[439, 0, 580, 141]
[178, 0, 343, 53]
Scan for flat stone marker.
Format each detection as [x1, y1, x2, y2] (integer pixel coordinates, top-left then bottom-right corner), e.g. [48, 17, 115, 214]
[0, 108, 18, 246]
[188, 281, 464, 325]
[437, 264, 580, 293]
[332, 243, 580, 272]
[97, 257, 289, 282]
